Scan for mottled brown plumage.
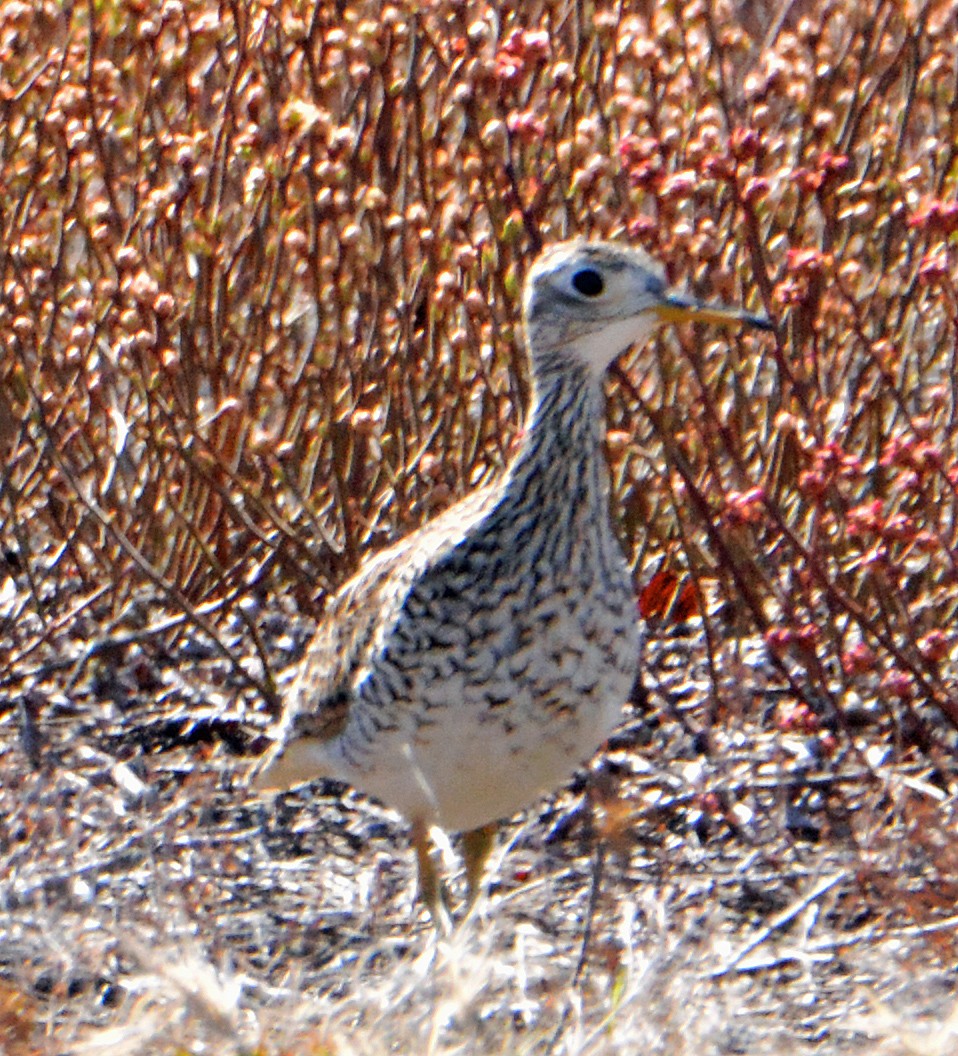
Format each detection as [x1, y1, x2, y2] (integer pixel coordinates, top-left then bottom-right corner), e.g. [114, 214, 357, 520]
[252, 240, 770, 917]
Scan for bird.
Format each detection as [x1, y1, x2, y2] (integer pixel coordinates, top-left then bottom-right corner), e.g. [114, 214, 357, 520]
[251, 239, 772, 919]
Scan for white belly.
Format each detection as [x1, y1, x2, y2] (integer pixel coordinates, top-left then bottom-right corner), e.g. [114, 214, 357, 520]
[322, 628, 636, 832]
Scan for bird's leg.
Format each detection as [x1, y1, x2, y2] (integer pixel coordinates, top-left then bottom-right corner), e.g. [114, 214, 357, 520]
[462, 822, 498, 907]
[411, 818, 450, 926]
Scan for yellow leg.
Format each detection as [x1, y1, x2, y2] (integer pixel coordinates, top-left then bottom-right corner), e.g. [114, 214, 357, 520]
[462, 822, 497, 907]
[411, 819, 448, 925]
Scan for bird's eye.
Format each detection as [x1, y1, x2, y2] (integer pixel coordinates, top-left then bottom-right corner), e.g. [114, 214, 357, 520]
[571, 268, 604, 297]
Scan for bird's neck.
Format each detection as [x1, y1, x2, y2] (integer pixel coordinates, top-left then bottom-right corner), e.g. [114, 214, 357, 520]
[478, 365, 627, 583]
[504, 366, 609, 503]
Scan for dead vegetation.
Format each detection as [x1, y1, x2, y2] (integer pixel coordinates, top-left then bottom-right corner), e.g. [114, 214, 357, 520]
[2, 0, 958, 1052]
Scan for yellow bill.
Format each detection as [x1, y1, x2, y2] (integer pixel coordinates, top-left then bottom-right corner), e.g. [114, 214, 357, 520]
[656, 291, 773, 332]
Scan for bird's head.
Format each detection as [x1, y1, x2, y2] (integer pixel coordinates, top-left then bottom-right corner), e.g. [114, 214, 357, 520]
[522, 240, 772, 375]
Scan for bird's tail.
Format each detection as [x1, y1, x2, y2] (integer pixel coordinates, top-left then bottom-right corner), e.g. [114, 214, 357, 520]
[249, 737, 327, 793]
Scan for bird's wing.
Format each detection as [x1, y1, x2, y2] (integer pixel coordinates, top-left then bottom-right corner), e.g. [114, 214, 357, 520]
[273, 483, 500, 745]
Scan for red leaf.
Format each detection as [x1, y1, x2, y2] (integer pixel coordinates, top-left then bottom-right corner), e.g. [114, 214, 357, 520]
[639, 570, 701, 624]
[638, 569, 680, 620]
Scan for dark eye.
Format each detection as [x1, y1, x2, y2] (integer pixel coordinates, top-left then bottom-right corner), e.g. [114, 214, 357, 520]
[571, 268, 604, 297]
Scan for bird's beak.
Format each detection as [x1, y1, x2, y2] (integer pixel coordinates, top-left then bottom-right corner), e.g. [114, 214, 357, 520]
[655, 291, 774, 332]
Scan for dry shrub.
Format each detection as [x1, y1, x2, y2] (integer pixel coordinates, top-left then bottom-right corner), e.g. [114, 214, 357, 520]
[2, 0, 958, 755]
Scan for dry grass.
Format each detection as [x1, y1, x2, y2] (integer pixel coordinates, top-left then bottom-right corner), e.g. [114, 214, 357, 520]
[2, 0, 958, 1052]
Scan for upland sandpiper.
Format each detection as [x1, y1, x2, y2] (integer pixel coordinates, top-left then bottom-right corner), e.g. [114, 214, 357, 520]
[252, 240, 771, 916]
